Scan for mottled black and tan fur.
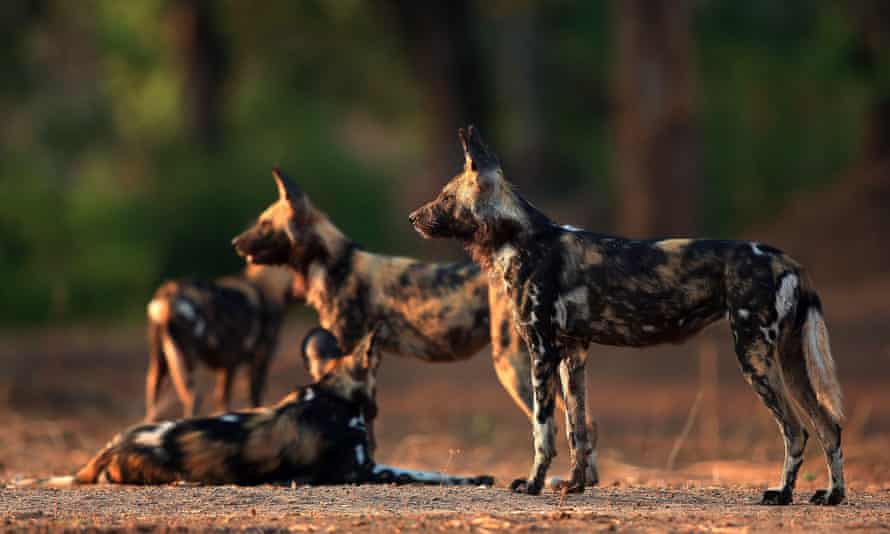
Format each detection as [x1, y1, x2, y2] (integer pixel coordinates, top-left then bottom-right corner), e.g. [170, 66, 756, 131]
[409, 126, 845, 505]
[145, 264, 295, 421]
[231, 168, 599, 483]
[46, 327, 493, 487]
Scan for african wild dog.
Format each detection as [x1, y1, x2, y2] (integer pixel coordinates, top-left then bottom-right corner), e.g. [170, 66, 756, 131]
[230, 168, 599, 483]
[40, 326, 493, 487]
[409, 126, 845, 505]
[145, 264, 294, 421]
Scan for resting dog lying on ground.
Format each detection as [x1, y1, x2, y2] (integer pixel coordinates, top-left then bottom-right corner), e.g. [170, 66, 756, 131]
[409, 126, 845, 505]
[29, 326, 494, 487]
[231, 168, 598, 484]
[145, 264, 295, 421]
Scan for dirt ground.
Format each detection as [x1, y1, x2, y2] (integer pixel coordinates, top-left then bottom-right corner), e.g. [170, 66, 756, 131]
[2, 279, 890, 532]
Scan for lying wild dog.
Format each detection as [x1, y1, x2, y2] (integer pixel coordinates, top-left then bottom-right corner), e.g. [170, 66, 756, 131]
[409, 126, 846, 506]
[230, 168, 598, 484]
[35, 326, 493, 487]
[145, 264, 294, 421]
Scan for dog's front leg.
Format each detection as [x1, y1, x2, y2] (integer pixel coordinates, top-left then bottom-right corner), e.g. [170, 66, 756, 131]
[511, 328, 559, 495]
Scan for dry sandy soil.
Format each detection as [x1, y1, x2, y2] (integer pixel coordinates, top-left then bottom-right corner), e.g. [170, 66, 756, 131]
[2, 280, 890, 532]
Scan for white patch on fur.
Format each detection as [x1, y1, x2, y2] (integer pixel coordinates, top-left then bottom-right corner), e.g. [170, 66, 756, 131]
[147, 299, 168, 323]
[305, 261, 329, 311]
[355, 445, 366, 465]
[46, 476, 75, 487]
[132, 421, 175, 448]
[553, 287, 588, 329]
[302, 387, 315, 402]
[737, 308, 750, 319]
[220, 415, 240, 423]
[349, 415, 365, 429]
[561, 225, 582, 232]
[175, 300, 196, 320]
[803, 308, 844, 422]
[494, 244, 517, 274]
[775, 274, 798, 322]
[751, 243, 766, 255]
[828, 448, 845, 492]
[371, 464, 447, 483]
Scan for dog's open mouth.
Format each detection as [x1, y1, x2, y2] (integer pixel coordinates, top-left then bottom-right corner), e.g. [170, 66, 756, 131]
[412, 223, 434, 240]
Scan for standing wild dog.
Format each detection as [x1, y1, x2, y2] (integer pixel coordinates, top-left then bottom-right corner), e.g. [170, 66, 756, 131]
[230, 168, 599, 484]
[409, 126, 845, 505]
[145, 264, 294, 421]
[52, 326, 494, 487]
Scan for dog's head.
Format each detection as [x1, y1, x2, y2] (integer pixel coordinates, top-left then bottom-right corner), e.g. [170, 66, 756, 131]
[233, 168, 335, 271]
[304, 324, 384, 414]
[409, 126, 524, 245]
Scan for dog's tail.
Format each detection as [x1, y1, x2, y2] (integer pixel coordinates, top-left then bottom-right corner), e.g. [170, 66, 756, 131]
[368, 464, 494, 486]
[796, 274, 844, 423]
[8, 475, 78, 488]
[147, 294, 172, 325]
[7, 443, 117, 487]
[71, 439, 119, 484]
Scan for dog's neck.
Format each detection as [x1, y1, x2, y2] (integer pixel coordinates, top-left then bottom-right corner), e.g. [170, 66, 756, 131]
[318, 374, 378, 421]
[301, 217, 362, 312]
[243, 265, 294, 309]
[467, 192, 554, 273]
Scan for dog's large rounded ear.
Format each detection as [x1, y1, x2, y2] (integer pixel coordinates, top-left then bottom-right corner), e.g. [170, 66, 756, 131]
[460, 125, 501, 177]
[354, 322, 385, 372]
[301, 327, 342, 379]
[273, 168, 309, 212]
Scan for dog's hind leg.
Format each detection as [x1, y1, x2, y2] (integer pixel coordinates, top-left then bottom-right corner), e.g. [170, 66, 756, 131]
[731, 317, 807, 505]
[248, 348, 273, 408]
[779, 313, 845, 505]
[162, 331, 200, 418]
[145, 323, 168, 422]
[213, 367, 234, 414]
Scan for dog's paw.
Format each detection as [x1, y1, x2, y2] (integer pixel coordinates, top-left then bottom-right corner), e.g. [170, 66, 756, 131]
[510, 478, 542, 495]
[759, 488, 792, 506]
[810, 489, 845, 506]
[585, 464, 600, 487]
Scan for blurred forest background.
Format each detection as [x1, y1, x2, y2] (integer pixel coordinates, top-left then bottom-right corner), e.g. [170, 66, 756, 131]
[2, 0, 890, 325]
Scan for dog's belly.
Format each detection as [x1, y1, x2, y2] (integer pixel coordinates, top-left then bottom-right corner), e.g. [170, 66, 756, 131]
[557, 284, 725, 347]
[384, 311, 490, 362]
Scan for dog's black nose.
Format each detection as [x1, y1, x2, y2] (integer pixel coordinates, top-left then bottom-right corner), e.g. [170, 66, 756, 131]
[408, 212, 417, 225]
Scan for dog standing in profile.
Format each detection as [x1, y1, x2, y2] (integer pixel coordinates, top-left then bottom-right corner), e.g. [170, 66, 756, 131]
[409, 126, 845, 505]
[40, 326, 493, 487]
[145, 264, 295, 421]
[230, 168, 598, 484]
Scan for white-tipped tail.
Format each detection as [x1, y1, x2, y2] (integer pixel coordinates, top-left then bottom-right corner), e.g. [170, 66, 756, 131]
[803, 308, 844, 422]
[10, 475, 75, 488]
[147, 298, 170, 323]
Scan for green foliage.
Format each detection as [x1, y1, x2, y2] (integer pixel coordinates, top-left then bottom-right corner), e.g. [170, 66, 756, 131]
[0, 1, 878, 325]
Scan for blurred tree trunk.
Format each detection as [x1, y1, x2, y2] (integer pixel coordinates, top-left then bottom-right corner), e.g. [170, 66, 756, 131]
[492, 3, 544, 193]
[851, 0, 890, 166]
[385, 0, 490, 207]
[168, 0, 228, 152]
[611, 0, 702, 237]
